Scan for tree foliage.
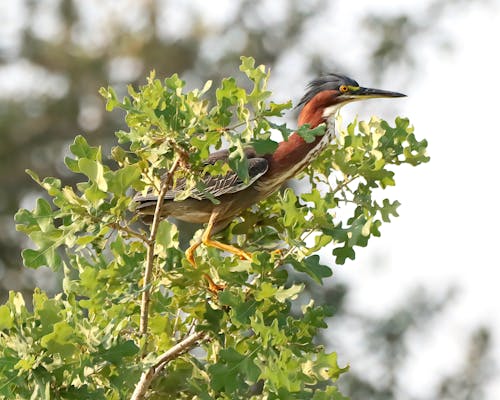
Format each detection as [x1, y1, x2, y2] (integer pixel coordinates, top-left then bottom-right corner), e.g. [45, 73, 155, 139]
[0, 58, 429, 399]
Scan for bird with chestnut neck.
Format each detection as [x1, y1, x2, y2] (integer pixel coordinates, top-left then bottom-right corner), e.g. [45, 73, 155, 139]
[134, 73, 405, 290]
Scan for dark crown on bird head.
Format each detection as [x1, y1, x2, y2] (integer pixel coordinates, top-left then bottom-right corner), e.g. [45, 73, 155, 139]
[296, 73, 359, 109]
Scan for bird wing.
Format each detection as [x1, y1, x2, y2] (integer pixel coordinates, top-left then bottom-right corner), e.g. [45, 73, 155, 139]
[134, 147, 268, 204]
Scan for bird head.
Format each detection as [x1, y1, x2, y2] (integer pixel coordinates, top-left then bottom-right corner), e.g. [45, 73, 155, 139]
[297, 73, 406, 124]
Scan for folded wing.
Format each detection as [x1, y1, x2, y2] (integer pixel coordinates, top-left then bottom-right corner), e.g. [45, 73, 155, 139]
[134, 147, 268, 206]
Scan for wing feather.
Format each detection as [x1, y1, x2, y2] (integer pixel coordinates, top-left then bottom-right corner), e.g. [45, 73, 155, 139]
[134, 148, 268, 205]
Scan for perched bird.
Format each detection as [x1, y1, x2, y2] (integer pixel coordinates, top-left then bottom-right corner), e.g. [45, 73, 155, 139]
[135, 74, 405, 289]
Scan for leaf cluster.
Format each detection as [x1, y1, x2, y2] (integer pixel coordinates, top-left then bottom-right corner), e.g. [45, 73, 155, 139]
[233, 115, 429, 267]
[1, 57, 429, 399]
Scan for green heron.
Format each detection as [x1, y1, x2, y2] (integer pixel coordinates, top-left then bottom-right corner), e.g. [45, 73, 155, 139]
[135, 74, 405, 288]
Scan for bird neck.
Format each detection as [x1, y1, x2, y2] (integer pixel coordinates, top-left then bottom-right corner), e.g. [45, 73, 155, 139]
[265, 91, 339, 181]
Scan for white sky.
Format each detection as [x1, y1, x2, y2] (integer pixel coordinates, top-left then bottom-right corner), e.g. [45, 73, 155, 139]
[1, 0, 500, 398]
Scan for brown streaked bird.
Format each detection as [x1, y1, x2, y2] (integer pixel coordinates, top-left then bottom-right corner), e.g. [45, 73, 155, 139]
[135, 74, 405, 290]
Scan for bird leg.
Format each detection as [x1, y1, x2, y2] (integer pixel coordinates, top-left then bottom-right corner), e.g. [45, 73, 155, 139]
[184, 211, 252, 293]
[184, 240, 222, 292]
[201, 211, 253, 261]
[185, 239, 201, 267]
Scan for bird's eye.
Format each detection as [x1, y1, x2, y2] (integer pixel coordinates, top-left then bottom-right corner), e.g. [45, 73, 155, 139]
[339, 85, 349, 93]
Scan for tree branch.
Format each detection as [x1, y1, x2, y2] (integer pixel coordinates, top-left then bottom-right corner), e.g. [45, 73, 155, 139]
[152, 330, 207, 378]
[130, 330, 207, 400]
[139, 156, 181, 335]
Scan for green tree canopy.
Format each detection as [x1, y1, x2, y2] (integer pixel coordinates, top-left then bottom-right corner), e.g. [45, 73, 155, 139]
[1, 57, 428, 399]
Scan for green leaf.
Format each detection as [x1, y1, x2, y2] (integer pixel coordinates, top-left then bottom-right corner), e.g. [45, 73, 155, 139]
[255, 282, 278, 301]
[279, 189, 306, 228]
[14, 356, 37, 372]
[332, 245, 356, 265]
[107, 164, 142, 195]
[200, 79, 213, 95]
[220, 290, 257, 326]
[99, 86, 120, 111]
[288, 255, 332, 284]
[64, 156, 80, 173]
[208, 348, 260, 393]
[201, 303, 224, 333]
[40, 321, 77, 359]
[308, 351, 348, 381]
[239, 56, 257, 75]
[16, 199, 54, 237]
[164, 73, 185, 90]
[274, 284, 304, 302]
[216, 77, 247, 108]
[78, 158, 108, 192]
[378, 199, 401, 222]
[263, 101, 293, 117]
[34, 291, 63, 337]
[249, 139, 278, 154]
[84, 182, 108, 203]
[297, 124, 326, 143]
[79, 265, 99, 292]
[99, 340, 139, 364]
[0, 305, 13, 330]
[228, 141, 249, 182]
[156, 220, 179, 250]
[219, 290, 241, 308]
[209, 363, 239, 393]
[70, 135, 100, 160]
[22, 248, 62, 270]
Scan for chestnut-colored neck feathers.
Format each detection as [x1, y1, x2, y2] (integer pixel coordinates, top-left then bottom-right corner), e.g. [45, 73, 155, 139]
[264, 90, 338, 182]
[296, 90, 337, 127]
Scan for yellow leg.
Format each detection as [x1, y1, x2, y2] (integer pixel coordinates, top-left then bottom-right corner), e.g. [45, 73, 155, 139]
[185, 240, 201, 267]
[201, 212, 252, 261]
[185, 241, 223, 292]
[203, 274, 226, 293]
[184, 211, 252, 293]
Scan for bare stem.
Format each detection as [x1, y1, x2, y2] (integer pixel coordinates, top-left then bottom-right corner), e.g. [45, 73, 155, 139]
[130, 330, 207, 400]
[331, 174, 359, 196]
[109, 222, 148, 242]
[139, 156, 181, 335]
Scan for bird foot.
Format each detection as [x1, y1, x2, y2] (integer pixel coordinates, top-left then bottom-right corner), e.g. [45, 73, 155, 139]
[185, 248, 225, 294]
[270, 249, 283, 257]
[203, 273, 226, 294]
[185, 249, 197, 268]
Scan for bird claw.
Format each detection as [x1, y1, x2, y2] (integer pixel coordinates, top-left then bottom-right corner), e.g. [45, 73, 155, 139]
[270, 249, 283, 257]
[204, 274, 226, 294]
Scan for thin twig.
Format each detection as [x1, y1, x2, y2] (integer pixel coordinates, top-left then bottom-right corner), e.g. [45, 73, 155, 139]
[331, 174, 359, 196]
[171, 309, 181, 339]
[141, 170, 161, 193]
[148, 134, 191, 168]
[130, 330, 207, 400]
[166, 140, 190, 168]
[139, 156, 181, 335]
[109, 222, 148, 242]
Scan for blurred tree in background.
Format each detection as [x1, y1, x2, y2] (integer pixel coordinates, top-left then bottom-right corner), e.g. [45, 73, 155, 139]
[0, 0, 494, 398]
